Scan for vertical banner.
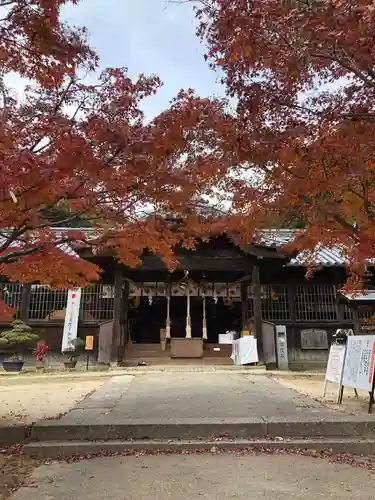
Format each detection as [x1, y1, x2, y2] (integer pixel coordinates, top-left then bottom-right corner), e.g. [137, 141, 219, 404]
[61, 288, 82, 352]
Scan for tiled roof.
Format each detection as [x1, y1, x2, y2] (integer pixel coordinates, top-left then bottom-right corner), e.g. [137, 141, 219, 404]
[0, 227, 349, 268]
[255, 229, 347, 267]
[339, 291, 375, 302]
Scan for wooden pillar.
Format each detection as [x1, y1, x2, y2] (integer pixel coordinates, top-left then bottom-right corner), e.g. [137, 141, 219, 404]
[252, 262, 263, 353]
[111, 263, 123, 364]
[185, 287, 192, 338]
[241, 281, 249, 332]
[202, 294, 208, 340]
[166, 289, 171, 339]
[353, 306, 360, 335]
[19, 284, 31, 321]
[118, 280, 129, 362]
[288, 285, 296, 324]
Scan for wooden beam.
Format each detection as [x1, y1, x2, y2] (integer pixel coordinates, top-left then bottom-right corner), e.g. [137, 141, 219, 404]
[252, 263, 263, 354]
[111, 262, 123, 364]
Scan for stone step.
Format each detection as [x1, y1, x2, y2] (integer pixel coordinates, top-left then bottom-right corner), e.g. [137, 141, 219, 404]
[24, 437, 375, 459]
[30, 418, 375, 442]
[125, 352, 169, 359]
[123, 357, 238, 366]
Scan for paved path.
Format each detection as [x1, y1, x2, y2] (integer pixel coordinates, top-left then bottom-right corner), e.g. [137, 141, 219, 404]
[57, 373, 341, 425]
[10, 454, 375, 499]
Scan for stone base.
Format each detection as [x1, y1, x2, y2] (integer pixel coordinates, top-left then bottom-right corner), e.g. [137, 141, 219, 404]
[170, 338, 203, 358]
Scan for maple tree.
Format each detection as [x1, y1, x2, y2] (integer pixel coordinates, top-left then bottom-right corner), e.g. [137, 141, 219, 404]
[190, 0, 375, 277]
[0, 0, 97, 86]
[0, 67, 236, 287]
[0, 0, 239, 292]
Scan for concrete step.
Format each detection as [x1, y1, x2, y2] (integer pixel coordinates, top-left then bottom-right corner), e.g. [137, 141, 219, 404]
[24, 438, 375, 459]
[30, 418, 375, 442]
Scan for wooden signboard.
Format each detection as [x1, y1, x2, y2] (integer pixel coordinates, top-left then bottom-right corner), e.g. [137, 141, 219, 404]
[300, 329, 328, 350]
[85, 335, 94, 351]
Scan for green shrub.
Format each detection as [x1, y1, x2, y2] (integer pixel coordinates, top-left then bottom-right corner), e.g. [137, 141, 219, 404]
[0, 320, 40, 357]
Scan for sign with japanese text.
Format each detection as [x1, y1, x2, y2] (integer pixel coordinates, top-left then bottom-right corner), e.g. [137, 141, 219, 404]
[61, 288, 82, 352]
[342, 335, 375, 392]
[325, 344, 346, 385]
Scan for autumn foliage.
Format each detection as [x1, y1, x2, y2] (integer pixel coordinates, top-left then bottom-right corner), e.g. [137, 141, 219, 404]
[0, 1, 236, 288]
[193, 0, 375, 277]
[0, 0, 97, 85]
[5, 0, 375, 294]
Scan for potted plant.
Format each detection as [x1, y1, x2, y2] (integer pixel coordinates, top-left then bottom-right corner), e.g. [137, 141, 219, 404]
[33, 340, 49, 372]
[63, 337, 85, 369]
[0, 320, 39, 372]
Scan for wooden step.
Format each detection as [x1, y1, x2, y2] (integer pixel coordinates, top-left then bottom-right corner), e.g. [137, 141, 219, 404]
[125, 344, 166, 359]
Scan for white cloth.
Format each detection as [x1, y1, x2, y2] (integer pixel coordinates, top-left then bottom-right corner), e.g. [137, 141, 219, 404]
[231, 336, 259, 365]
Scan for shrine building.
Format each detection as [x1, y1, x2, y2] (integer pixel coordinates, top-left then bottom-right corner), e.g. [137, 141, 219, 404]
[0, 229, 370, 369]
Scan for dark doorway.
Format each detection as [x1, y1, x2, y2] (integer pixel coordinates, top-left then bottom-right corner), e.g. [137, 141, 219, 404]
[128, 297, 166, 343]
[206, 298, 242, 343]
[128, 295, 242, 344]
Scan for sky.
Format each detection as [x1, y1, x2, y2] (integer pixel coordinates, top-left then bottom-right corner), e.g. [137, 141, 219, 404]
[60, 0, 225, 118]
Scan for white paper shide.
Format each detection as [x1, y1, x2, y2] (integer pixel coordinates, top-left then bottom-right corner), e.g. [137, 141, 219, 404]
[61, 288, 82, 352]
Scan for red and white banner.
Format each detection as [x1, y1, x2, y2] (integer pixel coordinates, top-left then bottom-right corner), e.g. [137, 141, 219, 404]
[61, 288, 82, 352]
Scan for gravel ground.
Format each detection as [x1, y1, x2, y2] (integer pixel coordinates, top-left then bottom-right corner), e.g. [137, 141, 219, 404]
[7, 452, 375, 500]
[0, 379, 105, 424]
[0, 453, 37, 500]
[272, 376, 371, 415]
[0, 378, 105, 498]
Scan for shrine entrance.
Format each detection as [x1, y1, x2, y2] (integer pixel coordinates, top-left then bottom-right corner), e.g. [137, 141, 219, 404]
[127, 279, 243, 346]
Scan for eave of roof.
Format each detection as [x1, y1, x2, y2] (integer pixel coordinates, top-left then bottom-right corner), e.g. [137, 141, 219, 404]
[254, 229, 348, 267]
[338, 290, 375, 303]
[0, 227, 355, 268]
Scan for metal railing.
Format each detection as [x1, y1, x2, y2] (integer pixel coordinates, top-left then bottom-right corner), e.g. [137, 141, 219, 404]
[27, 284, 115, 321]
[261, 285, 290, 321]
[0, 283, 23, 311]
[295, 284, 338, 322]
[0, 281, 356, 325]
